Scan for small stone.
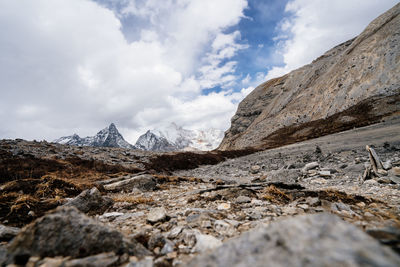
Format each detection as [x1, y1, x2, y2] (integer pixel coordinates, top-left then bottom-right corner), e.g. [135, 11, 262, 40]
[201, 220, 212, 228]
[297, 204, 309, 210]
[0, 224, 20, 242]
[168, 226, 183, 239]
[388, 176, 400, 184]
[305, 197, 320, 207]
[160, 240, 174, 255]
[302, 162, 319, 172]
[318, 170, 331, 177]
[99, 212, 124, 219]
[251, 199, 263, 205]
[282, 206, 298, 215]
[217, 203, 231, 210]
[147, 207, 168, 224]
[214, 220, 235, 236]
[250, 165, 261, 174]
[383, 160, 392, 170]
[392, 167, 400, 177]
[63, 252, 120, 267]
[127, 256, 153, 267]
[235, 196, 251, 204]
[377, 177, 392, 184]
[193, 234, 222, 253]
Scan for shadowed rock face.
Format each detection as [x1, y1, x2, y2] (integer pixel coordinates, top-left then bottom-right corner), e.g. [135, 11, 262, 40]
[189, 213, 400, 267]
[219, 3, 400, 150]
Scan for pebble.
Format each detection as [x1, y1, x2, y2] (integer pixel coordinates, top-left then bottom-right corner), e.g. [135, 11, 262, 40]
[193, 234, 222, 253]
[250, 165, 261, 174]
[217, 203, 231, 210]
[147, 207, 168, 224]
[235, 196, 251, 204]
[303, 162, 319, 172]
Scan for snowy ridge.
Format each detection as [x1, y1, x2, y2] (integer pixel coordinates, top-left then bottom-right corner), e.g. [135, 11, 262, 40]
[54, 123, 134, 149]
[135, 123, 224, 151]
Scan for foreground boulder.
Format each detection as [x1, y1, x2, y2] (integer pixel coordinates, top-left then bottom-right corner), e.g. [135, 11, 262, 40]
[189, 213, 400, 266]
[5, 206, 149, 265]
[64, 187, 113, 215]
[219, 3, 400, 150]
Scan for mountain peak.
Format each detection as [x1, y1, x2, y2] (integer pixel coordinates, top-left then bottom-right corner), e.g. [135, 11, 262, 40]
[135, 123, 224, 151]
[108, 123, 117, 130]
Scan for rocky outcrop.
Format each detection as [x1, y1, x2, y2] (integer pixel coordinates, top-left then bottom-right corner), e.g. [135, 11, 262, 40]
[219, 3, 400, 150]
[5, 206, 149, 265]
[189, 213, 400, 266]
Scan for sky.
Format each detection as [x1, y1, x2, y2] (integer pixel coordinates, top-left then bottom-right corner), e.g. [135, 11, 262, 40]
[0, 0, 398, 143]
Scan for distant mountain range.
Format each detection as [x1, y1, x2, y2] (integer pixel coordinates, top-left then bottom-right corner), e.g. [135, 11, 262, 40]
[54, 123, 224, 151]
[54, 123, 134, 149]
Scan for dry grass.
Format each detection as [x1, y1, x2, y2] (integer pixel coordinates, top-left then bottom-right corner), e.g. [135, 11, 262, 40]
[112, 195, 154, 204]
[261, 185, 292, 204]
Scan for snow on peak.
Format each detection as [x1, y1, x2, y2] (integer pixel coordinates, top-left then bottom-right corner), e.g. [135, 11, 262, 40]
[53, 123, 134, 149]
[134, 123, 224, 151]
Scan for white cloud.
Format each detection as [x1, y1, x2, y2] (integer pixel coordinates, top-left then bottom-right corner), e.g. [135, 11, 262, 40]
[266, 0, 399, 80]
[0, 0, 248, 142]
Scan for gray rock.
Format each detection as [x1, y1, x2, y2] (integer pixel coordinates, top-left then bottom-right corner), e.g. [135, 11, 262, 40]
[6, 207, 139, 264]
[214, 220, 235, 236]
[0, 224, 20, 242]
[188, 213, 400, 267]
[64, 187, 113, 215]
[127, 256, 154, 267]
[383, 160, 393, 170]
[250, 165, 261, 174]
[104, 174, 156, 192]
[235, 196, 251, 204]
[160, 240, 175, 255]
[0, 246, 7, 266]
[147, 207, 167, 224]
[318, 170, 331, 177]
[302, 162, 319, 172]
[193, 233, 222, 253]
[63, 252, 120, 267]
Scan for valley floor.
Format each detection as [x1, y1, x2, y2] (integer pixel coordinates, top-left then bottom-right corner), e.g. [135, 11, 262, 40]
[0, 117, 400, 266]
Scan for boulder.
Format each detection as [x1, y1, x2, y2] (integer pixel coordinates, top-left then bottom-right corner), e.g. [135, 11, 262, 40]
[188, 213, 400, 266]
[64, 187, 113, 215]
[6, 206, 147, 265]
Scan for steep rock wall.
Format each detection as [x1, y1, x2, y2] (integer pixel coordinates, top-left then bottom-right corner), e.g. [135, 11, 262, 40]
[219, 3, 400, 150]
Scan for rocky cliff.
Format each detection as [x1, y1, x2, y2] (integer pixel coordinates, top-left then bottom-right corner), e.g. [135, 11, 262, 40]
[219, 3, 400, 150]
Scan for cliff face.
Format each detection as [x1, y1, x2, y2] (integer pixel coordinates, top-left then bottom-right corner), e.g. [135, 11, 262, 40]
[219, 3, 400, 151]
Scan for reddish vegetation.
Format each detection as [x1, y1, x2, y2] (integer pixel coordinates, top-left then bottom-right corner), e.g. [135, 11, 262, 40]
[145, 148, 258, 173]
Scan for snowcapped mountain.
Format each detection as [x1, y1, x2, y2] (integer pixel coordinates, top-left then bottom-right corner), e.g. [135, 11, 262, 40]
[54, 123, 134, 149]
[134, 123, 224, 151]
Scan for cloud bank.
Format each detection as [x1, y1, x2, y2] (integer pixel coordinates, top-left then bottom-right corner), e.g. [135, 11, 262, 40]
[0, 0, 249, 142]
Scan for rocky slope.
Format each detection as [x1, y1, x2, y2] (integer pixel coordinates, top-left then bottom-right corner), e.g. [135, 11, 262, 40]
[135, 123, 224, 151]
[219, 3, 400, 150]
[54, 123, 135, 149]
